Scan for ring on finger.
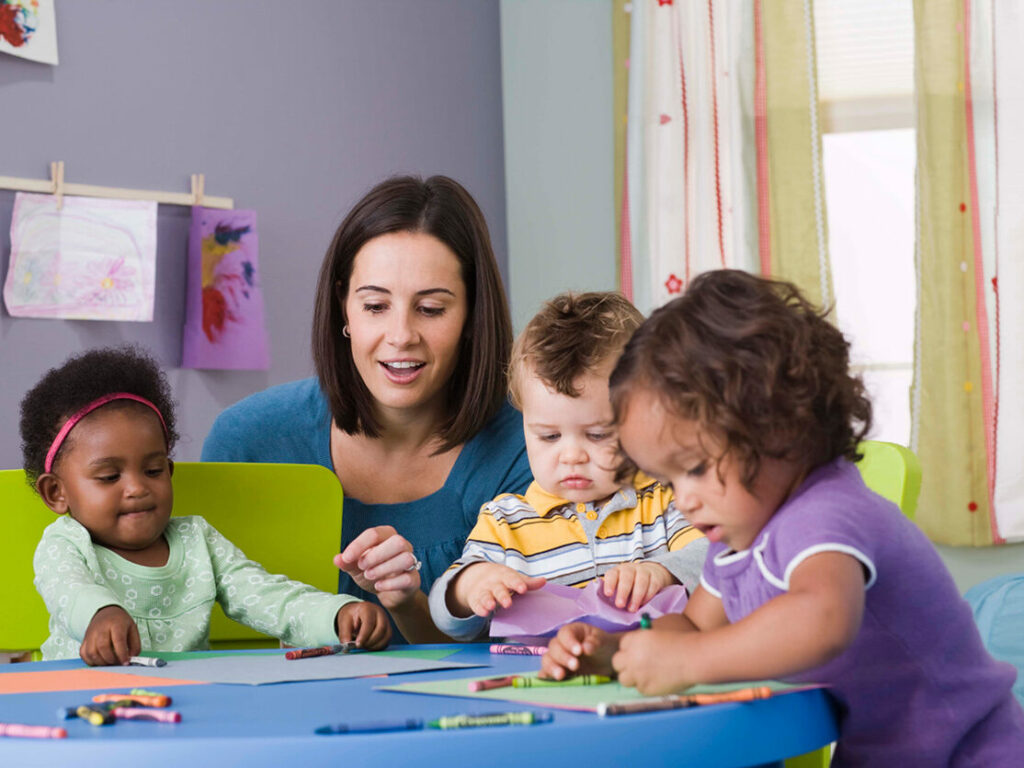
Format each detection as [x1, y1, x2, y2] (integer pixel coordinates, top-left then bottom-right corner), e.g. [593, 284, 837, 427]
[405, 556, 422, 573]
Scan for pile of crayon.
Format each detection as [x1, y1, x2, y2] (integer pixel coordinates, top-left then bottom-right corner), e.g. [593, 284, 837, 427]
[59, 689, 182, 726]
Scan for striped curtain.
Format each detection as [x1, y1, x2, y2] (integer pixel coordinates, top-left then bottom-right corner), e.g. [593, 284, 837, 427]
[913, 0, 1024, 545]
[614, 0, 829, 313]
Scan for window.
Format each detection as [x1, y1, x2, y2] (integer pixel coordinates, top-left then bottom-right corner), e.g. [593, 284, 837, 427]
[815, 0, 915, 444]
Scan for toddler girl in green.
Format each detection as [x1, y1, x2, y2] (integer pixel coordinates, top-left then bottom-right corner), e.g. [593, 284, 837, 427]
[22, 346, 389, 664]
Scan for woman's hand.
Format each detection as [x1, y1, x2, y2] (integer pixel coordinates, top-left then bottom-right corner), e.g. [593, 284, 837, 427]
[336, 601, 392, 650]
[334, 526, 421, 610]
[448, 562, 546, 618]
[81, 605, 140, 666]
[540, 622, 620, 680]
[602, 562, 677, 612]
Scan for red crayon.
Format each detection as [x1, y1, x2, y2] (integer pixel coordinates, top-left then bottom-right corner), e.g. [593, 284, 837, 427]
[285, 642, 356, 660]
[111, 707, 183, 723]
[468, 675, 518, 692]
[0, 722, 68, 739]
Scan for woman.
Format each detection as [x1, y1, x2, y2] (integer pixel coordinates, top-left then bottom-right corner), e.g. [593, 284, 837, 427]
[201, 176, 532, 642]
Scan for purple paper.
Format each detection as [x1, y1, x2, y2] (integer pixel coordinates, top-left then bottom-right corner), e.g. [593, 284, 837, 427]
[181, 207, 270, 370]
[490, 581, 689, 638]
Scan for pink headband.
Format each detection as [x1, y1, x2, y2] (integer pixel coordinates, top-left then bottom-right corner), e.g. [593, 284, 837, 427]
[44, 393, 169, 473]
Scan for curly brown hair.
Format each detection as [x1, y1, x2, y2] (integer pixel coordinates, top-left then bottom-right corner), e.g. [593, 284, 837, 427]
[609, 270, 872, 489]
[509, 291, 644, 408]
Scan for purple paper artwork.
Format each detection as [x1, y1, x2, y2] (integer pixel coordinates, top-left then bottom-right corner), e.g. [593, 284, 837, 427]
[490, 582, 690, 638]
[181, 207, 269, 370]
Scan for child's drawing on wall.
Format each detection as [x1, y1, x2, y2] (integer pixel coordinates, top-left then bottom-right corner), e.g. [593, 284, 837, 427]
[2, 193, 156, 321]
[182, 207, 270, 370]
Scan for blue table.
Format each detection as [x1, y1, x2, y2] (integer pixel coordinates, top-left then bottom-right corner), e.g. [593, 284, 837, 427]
[0, 644, 837, 767]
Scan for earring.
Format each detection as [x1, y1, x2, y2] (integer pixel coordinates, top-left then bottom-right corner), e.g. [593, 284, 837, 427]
[342, 325, 351, 338]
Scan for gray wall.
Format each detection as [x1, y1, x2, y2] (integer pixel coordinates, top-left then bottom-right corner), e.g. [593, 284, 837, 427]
[0, 0, 507, 466]
[500, 0, 615, 332]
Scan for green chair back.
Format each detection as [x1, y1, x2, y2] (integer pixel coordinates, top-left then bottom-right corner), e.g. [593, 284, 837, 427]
[786, 440, 922, 768]
[0, 470, 54, 653]
[854, 440, 922, 519]
[0, 462, 343, 654]
[172, 462, 343, 648]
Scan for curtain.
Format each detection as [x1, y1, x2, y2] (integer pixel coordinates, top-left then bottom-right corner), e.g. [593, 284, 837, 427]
[913, 0, 1024, 545]
[615, 0, 829, 313]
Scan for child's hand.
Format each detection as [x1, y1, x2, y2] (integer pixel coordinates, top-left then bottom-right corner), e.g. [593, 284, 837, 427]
[449, 562, 546, 618]
[336, 601, 392, 651]
[602, 562, 678, 612]
[612, 627, 698, 695]
[81, 605, 141, 666]
[540, 622, 619, 680]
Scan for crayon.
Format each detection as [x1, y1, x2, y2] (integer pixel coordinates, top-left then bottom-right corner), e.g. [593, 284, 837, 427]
[688, 686, 772, 706]
[427, 711, 553, 729]
[468, 675, 518, 692]
[129, 655, 167, 667]
[597, 686, 773, 716]
[0, 722, 68, 739]
[76, 705, 115, 726]
[110, 707, 182, 723]
[285, 642, 357, 660]
[315, 718, 423, 735]
[130, 688, 172, 703]
[511, 674, 612, 688]
[489, 643, 548, 656]
[93, 693, 171, 708]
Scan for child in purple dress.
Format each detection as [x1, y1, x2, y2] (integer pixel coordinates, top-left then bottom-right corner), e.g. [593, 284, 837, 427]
[541, 270, 1024, 765]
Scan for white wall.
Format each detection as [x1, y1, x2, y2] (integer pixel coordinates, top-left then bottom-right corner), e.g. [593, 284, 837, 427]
[500, 0, 616, 332]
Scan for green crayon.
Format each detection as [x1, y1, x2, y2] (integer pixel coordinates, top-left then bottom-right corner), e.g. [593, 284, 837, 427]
[511, 674, 612, 688]
[428, 711, 553, 729]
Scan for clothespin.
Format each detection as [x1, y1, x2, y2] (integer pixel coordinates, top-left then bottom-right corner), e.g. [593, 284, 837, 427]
[191, 173, 205, 207]
[51, 161, 65, 211]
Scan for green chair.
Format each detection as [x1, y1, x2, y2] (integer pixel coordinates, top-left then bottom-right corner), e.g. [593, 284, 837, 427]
[0, 462, 343, 656]
[786, 440, 922, 768]
[0, 470, 54, 656]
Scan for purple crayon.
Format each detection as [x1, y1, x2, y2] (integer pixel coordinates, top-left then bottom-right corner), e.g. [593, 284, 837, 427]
[489, 643, 548, 656]
[110, 707, 182, 723]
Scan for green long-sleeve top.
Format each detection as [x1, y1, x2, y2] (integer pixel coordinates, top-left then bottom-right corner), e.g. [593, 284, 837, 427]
[33, 515, 358, 660]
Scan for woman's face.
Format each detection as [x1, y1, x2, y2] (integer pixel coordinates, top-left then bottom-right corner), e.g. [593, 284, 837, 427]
[343, 231, 468, 422]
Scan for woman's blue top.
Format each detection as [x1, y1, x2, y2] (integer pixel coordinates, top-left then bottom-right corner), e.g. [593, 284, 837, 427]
[201, 378, 532, 640]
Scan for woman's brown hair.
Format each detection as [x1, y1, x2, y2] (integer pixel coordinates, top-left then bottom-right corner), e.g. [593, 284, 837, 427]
[312, 175, 513, 451]
[609, 269, 872, 489]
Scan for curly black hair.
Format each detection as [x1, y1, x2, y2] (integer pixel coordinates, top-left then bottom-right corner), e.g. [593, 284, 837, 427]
[610, 269, 872, 490]
[19, 345, 179, 488]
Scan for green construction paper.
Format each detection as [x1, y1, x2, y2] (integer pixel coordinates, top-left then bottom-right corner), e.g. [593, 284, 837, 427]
[378, 673, 811, 712]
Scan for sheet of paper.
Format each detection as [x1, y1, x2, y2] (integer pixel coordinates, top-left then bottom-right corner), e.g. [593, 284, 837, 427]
[379, 674, 812, 712]
[0, 668, 202, 696]
[96, 650, 484, 686]
[490, 581, 689, 638]
[3, 193, 157, 320]
[181, 206, 270, 370]
[0, 0, 58, 65]
[0, 649, 467, 694]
